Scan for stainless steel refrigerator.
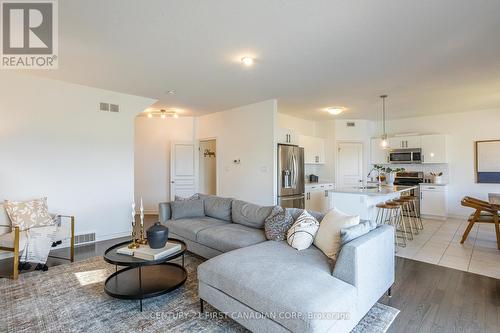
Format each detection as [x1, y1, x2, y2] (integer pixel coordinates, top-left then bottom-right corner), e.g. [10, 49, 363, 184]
[277, 144, 305, 208]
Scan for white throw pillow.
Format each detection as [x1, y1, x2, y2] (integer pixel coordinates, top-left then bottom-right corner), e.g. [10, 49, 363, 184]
[313, 209, 360, 260]
[286, 210, 320, 250]
[4, 197, 54, 231]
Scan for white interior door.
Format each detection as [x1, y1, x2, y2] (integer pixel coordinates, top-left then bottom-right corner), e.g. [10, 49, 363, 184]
[170, 142, 197, 200]
[337, 142, 363, 188]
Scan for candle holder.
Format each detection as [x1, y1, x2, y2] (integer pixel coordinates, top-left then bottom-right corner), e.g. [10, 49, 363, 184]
[128, 201, 140, 249]
[137, 225, 148, 245]
[128, 228, 140, 249]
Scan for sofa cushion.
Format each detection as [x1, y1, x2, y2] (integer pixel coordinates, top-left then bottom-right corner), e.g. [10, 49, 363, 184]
[170, 199, 205, 220]
[167, 217, 229, 242]
[198, 241, 356, 333]
[286, 210, 320, 250]
[158, 202, 171, 223]
[174, 193, 200, 201]
[340, 220, 375, 245]
[264, 206, 294, 241]
[286, 208, 325, 223]
[196, 224, 266, 253]
[314, 209, 359, 260]
[231, 200, 274, 229]
[199, 194, 232, 222]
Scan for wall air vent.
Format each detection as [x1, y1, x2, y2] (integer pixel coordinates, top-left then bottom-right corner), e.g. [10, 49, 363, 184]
[110, 104, 119, 112]
[346, 122, 356, 127]
[74, 232, 96, 245]
[99, 102, 110, 111]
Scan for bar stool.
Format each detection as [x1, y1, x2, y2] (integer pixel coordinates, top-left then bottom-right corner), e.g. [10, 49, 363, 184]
[404, 195, 423, 230]
[391, 197, 418, 237]
[376, 202, 406, 247]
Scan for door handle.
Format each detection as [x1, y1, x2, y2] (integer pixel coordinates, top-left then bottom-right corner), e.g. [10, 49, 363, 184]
[171, 181, 175, 184]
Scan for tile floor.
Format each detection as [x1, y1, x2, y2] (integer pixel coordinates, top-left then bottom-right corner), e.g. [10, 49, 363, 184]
[396, 217, 500, 279]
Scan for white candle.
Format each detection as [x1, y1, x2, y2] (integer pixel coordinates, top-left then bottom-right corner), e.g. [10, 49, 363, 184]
[132, 201, 136, 225]
[140, 197, 144, 227]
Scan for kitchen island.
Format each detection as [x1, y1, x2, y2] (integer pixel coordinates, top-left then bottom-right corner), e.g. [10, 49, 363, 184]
[328, 185, 417, 222]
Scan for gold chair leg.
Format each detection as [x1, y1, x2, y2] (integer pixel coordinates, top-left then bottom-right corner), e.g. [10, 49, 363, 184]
[13, 226, 19, 280]
[70, 216, 75, 262]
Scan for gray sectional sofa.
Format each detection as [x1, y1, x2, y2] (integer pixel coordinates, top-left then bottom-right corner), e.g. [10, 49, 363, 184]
[159, 194, 395, 333]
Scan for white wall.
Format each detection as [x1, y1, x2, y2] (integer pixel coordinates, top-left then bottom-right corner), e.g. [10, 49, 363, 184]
[334, 119, 372, 184]
[197, 100, 277, 205]
[134, 117, 195, 212]
[372, 109, 500, 217]
[0, 73, 155, 246]
[199, 139, 217, 195]
[277, 113, 336, 181]
[277, 113, 315, 136]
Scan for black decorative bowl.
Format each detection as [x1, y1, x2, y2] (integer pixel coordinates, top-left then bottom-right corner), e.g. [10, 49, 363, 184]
[147, 222, 169, 249]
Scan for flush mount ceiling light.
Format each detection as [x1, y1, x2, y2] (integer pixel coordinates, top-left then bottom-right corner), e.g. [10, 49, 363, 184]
[146, 109, 179, 119]
[325, 107, 346, 115]
[166, 90, 176, 95]
[379, 95, 389, 148]
[241, 56, 254, 66]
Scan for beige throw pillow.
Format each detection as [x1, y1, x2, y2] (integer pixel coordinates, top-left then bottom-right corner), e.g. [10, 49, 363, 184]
[4, 198, 54, 231]
[313, 209, 360, 260]
[286, 210, 320, 250]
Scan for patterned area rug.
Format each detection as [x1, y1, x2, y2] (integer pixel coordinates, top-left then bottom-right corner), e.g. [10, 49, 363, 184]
[1, 254, 399, 333]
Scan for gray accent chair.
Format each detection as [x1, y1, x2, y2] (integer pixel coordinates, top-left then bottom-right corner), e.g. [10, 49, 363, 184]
[159, 195, 395, 333]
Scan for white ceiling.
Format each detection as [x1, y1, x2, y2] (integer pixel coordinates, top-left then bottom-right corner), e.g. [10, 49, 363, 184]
[31, 0, 500, 120]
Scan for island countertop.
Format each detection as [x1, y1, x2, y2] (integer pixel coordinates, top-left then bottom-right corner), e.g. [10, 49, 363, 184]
[329, 185, 417, 196]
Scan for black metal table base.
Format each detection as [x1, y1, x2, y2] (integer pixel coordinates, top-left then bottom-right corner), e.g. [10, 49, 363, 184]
[104, 263, 187, 311]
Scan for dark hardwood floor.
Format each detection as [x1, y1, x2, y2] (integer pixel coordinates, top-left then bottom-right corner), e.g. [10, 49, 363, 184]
[2, 214, 500, 332]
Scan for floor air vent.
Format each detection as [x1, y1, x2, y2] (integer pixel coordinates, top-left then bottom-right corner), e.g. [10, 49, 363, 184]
[74, 233, 96, 245]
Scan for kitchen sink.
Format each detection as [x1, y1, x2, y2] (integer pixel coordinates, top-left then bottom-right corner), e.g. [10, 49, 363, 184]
[356, 186, 378, 190]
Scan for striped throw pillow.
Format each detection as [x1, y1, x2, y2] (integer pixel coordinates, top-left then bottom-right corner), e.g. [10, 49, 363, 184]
[286, 210, 320, 250]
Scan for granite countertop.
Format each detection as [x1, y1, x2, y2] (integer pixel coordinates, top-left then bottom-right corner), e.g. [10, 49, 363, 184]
[329, 185, 417, 196]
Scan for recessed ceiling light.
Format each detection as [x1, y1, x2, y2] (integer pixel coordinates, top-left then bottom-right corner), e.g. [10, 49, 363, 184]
[241, 56, 254, 66]
[325, 107, 346, 115]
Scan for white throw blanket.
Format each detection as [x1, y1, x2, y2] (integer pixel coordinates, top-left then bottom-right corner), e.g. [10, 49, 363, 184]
[21, 225, 58, 264]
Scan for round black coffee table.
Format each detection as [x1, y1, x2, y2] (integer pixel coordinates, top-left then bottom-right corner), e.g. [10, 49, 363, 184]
[103, 238, 187, 311]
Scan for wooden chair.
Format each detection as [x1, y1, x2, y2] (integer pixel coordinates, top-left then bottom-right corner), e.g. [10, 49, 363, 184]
[0, 206, 75, 280]
[460, 196, 500, 249]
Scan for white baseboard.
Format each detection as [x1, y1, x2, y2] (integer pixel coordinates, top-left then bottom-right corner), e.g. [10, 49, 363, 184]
[447, 214, 468, 220]
[0, 231, 131, 261]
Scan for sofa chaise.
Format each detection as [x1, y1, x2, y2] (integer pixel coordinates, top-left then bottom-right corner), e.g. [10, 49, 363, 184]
[159, 194, 394, 333]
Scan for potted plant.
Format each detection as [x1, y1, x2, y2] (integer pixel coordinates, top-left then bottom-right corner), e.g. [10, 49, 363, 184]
[373, 165, 405, 186]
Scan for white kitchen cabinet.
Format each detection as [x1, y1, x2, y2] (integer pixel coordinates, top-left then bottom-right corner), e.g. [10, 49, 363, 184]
[420, 185, 447, 219]
[389, 135, 421, 149]
[305, 183, 334, 213]
[299, 135, 325, 164]
[277, 128, 299, 145]
[421, 134, 448, 163]
[370, 138, 389, 164]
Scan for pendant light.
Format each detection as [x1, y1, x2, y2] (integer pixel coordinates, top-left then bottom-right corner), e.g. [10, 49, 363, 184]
[380, 94, 389, 148]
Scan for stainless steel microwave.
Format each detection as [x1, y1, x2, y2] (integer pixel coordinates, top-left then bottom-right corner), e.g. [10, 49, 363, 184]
[389, 148, 422, 164]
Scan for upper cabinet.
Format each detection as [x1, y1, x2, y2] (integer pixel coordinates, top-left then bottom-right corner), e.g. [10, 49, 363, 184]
[388, 135, 421, 149]
[421, 134, 448, 164]
[299, 135, 326, 164]
[277, 128, 299, 145]
[370, 138, 389, 164]
[370, 134, 448, 165]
